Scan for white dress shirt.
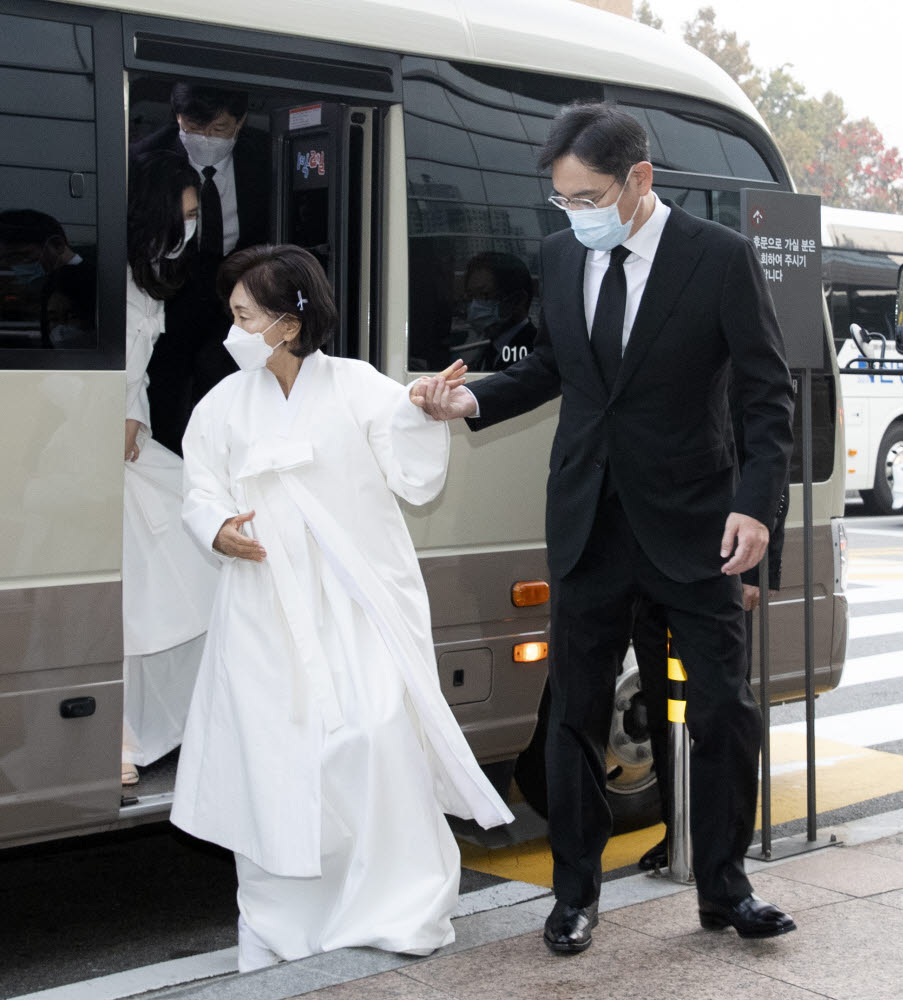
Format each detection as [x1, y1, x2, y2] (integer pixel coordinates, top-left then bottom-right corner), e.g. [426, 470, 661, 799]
[187, 149, 240, 255]
[583, 193, 671, 353]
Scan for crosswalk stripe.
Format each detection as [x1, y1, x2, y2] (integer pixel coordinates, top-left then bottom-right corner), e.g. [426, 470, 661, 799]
[773, 704, 902, 748]
[837, 650, 903, 688]
[846, 586, 903, 605]
[848, 612, 903, 639]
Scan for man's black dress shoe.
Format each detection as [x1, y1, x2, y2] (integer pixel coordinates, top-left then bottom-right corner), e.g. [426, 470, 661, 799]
[637, 837, 668, 871]
[698, 894, 797, 938]
[543, 899, 599, 953]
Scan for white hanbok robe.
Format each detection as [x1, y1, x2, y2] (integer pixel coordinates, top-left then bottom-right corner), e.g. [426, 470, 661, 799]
[172, 349, 513, 960]
[122, 268, 219, 765]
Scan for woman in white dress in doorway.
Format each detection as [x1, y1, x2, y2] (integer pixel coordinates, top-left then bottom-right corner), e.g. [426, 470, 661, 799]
[171, 245, 513, 971]
[122, 152, 219, 785]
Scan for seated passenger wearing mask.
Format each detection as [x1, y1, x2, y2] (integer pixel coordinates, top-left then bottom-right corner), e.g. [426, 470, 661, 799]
[131, 82, 271, 454]
[0, 209, 96, 349]
[459, 252, 536, 372]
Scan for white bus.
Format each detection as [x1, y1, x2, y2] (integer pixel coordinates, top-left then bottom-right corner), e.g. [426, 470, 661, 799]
[0, 0, 847, 846]
[825, 206, 903, 514]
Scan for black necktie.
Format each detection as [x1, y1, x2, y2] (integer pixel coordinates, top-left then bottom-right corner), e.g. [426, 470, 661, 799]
[590, 244, 630, 388]
[200, 165, 224, 258]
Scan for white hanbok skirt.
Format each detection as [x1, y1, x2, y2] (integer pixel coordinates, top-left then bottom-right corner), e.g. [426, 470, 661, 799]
[122, 438, 218, 766]
[234, 541, 460, 963]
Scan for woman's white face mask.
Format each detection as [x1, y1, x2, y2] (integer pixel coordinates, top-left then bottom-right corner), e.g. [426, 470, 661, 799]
[162, 219, 197, 260]
[224, 314, 287, 371]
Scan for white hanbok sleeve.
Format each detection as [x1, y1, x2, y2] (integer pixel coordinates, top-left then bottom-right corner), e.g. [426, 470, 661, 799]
[125, 269, 163, 432]
[344, 363, 450, 506]
[182, 399, 240, 561]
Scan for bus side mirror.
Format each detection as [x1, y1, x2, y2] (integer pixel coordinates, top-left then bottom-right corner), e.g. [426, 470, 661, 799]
[850, 323, 886, 360]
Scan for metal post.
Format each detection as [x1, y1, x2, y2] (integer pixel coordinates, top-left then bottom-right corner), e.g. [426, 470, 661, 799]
[802, 368, 817, 841]
[666, 632, 693, 883]
[748, 367, 838, 862]
[759, 551, 772, 858]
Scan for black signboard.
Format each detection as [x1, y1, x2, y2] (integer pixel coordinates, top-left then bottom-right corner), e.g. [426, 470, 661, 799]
[740, 189, 823, 369]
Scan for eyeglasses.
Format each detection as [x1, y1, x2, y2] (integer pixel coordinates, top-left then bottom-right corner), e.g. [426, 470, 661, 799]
[547, 177, 619, 212]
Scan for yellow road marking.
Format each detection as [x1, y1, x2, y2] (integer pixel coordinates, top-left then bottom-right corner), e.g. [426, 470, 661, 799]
[459, 736, 903, 887]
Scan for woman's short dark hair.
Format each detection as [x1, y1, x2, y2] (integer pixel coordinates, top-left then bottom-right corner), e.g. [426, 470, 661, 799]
[218, 245, 337, 358]
[127, 150, 199, 300]
[170, 83, 249, 125]
[538, 102, 649, 182]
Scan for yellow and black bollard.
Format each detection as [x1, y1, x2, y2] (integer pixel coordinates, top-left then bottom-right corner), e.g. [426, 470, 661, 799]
[667, 631, 694, 883]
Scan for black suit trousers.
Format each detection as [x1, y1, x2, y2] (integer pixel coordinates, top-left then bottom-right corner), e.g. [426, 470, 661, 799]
[546, 494, 761, 907]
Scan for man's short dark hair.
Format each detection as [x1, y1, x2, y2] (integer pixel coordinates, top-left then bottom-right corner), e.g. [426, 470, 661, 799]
[218, 244, 337, 358]
[0, 209, 67, 248]
[538, 102, 649, 182]
[170, 82, 249, 125]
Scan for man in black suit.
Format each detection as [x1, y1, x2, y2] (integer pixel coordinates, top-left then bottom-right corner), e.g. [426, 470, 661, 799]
[130, 82, 271, 453]
[412, 103, 796, 951]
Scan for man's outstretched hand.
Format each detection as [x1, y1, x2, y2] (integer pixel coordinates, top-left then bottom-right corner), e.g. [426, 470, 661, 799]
[409, 359, 477, 421]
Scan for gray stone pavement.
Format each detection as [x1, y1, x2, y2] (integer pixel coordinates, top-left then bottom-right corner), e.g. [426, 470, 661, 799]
[116, 808, 903, 1000]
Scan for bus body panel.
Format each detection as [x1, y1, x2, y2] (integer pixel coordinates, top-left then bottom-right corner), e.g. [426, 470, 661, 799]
[0, 581, 122, 841]
[837, 342, 903, 492]
[0, 371, 123, 585]
[0, 370, 123, 841]
[52, 0, 762, 126]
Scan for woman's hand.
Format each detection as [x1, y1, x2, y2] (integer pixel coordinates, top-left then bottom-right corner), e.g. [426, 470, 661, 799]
[213, 511, 267, 561]
[124, 419, 142, 462]
[409, 359, 475, 420]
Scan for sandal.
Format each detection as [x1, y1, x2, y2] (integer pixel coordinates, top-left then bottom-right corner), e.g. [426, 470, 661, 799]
[121, 762, 139, 786]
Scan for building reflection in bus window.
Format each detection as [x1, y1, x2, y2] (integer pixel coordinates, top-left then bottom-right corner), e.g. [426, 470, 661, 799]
[450, 252, 536, 372]
[0, 210, 97, 349]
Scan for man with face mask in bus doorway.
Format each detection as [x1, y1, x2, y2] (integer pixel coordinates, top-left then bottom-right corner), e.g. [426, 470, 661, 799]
[130, 82, 271, 455]
[412, 102, 796, 952]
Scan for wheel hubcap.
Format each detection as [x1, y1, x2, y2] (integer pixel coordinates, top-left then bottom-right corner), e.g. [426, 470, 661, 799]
[606, 651, 656, 800]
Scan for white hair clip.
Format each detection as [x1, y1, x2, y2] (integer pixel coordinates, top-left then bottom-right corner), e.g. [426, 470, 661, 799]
[297, 290, 308, 312]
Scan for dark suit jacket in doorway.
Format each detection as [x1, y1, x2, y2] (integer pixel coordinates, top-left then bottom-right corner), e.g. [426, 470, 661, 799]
[467, 203, 794, 584]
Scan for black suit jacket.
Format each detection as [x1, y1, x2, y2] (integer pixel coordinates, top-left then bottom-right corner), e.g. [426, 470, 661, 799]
[129, 123, 271, 250]
[468, 204, 794, 584]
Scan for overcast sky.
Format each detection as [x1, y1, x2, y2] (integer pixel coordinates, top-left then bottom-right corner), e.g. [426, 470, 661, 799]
[652, 0, 903, 153]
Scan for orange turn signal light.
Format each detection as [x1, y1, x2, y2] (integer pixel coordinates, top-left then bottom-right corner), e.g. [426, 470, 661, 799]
[511, 580, 550, 607]
[848, 449, 858, 456]
[513, 641, 548, 663]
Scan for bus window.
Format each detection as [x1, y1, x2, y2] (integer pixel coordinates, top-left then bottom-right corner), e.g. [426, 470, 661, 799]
[402, 59, 590, 373]
[0, 11, 98, 351]
[824, 247, 902, 346]
[628, 105, 775, 181]
[652, 186, 708, 221]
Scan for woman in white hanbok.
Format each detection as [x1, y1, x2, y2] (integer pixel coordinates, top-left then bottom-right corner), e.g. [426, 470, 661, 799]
[171, 245, 513, 971]
[121, 152, 219, 784]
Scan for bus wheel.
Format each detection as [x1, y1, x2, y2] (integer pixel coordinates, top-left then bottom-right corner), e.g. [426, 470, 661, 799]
[861, 420, 903, 515]
[513, 650, 662, 834]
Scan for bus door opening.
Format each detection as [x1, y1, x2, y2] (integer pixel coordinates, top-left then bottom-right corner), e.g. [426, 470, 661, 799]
[272, 102, 376, 363]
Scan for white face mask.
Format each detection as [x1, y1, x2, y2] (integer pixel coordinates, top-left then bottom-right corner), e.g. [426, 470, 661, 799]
[179, 130, 236, 168]
[565, 171, 639, 252]
[162, 219, 197, 260]
[224, 314, 287, 371]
